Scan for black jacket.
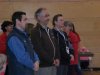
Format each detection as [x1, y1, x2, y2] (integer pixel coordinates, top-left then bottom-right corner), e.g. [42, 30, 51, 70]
[52, 29, 71, 65]
[31, 23, 60, 67]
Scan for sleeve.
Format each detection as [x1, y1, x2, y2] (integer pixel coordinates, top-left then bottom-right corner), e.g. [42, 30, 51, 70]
[77, 34, 81, 42]
[33, 51, 39, 63]
[54, 40, 60, 60]
[52, 30, 60, 60]
[68, 42, 74, 55]
[69, 32, 78, 43]
[8, 36, 33, 69]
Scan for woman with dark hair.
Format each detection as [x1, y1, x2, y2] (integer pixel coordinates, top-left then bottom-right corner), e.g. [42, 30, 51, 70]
[63, 21, 82, 75]
[0, 21, 13, 75]
[0, 21, 13, 54]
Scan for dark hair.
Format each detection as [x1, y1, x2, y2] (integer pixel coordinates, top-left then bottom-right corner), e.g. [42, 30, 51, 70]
[1, 21, 13, 32]
[12, 11, 26, 26]
[64, 21, 78, 35]
[34, 8, 46, 20]
[52, 14, 63, 27]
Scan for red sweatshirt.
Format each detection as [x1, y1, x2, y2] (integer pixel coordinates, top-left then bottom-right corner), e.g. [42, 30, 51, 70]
[69, 31, 80, 65]
[0, 32, 7, 54]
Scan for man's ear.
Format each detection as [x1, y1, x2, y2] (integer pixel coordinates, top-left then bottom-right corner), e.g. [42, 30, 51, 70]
[55, 21, 57, 25]
[16, 19, 19, 23]
[37, 16, 40, 21]
[5, 26, 8, 30]
[16, 19, 20, 24]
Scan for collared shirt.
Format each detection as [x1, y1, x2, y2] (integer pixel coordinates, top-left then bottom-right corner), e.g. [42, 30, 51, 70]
[8, 29, 39, 69]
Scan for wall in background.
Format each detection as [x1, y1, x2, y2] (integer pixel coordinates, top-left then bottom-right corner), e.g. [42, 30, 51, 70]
[0, 0, 100, 67]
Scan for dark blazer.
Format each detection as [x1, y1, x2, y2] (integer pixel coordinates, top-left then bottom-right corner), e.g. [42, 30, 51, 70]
[31, 23, 60, 67]
[52, 29, 71, 65]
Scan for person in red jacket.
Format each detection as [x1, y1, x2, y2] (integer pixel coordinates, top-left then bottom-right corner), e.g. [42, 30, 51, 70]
[0, 21, 13, 75]
[0, 21, 13, 54]
[63, 21, 82, 75]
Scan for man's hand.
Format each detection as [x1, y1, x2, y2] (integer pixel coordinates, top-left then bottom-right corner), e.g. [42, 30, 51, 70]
[33, 61, 39, 71]
[70, 55, 74, 61]
[53, 59, 60, 66]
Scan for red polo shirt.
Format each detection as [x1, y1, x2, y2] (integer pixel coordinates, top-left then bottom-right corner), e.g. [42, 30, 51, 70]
[69, 31, 80, 65]
[0, 32, 7, 54]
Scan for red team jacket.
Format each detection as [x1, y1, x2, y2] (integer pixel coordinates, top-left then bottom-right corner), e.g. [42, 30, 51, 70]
[0, 32, 7, 54]
[69, 31, 80, 65]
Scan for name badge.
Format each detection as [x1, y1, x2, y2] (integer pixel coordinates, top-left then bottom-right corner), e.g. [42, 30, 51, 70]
[66, 46, 69, 54]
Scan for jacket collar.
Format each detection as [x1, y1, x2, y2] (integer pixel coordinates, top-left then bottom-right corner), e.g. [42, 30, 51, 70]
[36, 23, 49, 31]
[13, 27, 29, 37]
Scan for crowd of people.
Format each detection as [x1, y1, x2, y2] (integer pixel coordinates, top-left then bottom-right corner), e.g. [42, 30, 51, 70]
[0, 7, 85, 75]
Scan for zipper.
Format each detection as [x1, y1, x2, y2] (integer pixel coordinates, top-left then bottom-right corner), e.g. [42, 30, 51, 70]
[46, 29, 56, 60]
[39, 28, 56, 60]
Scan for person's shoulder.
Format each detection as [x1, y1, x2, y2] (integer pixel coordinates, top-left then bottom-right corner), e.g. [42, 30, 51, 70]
[63, 31, 67, 35]
[69, 31, 74, 35]
[7, 31, 18, 42]
[31, 27, 38, 34]
[0, 33, 3, 38]
[0, 33, 6, 39]
[31, 26, 40, 37]
[52, 28, 57, 32]
[52, 29, 58, 35]
[32, 24, 40, 31]
[0, 32, 2, 36]
[63, 32, 68, 37]
[70, 31, 80, 40]
[7, 35, 23, 46]
[69, 31, 76, 37]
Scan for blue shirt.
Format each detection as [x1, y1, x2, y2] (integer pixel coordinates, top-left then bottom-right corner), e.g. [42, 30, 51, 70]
[8, 36, 39, 69]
